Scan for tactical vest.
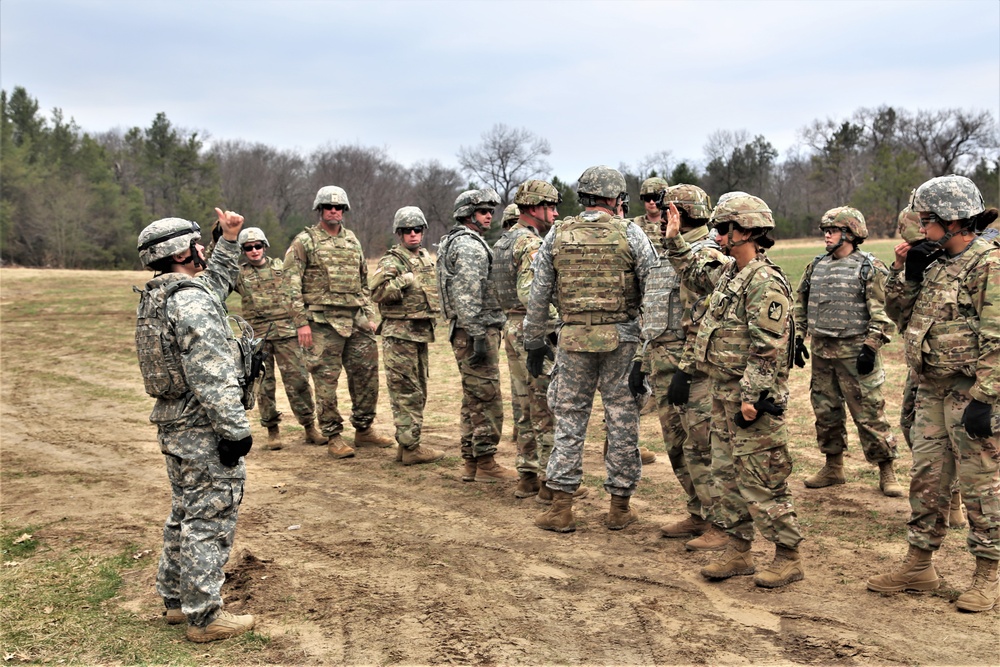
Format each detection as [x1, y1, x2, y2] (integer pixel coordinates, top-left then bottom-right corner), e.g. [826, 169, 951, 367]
[436, 226, 495, 321]
[805, 252, 871, 338]
[299, 225, 365, 308]
[551, 213, 639, 325]
[904, 238, 994, 378]
[378, 246, 441, 320]
[238, 259, 290, 328]
[492, 225, 532, 313]
[640, 259, 684, 344]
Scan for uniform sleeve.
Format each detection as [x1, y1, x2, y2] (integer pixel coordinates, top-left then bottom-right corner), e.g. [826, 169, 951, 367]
[199, 238, 240, 303]
[283, 236, 310, 329]
[740, 269, 791, 403]
[370, 255, 407, 304]
[629, 223, 659, 307]
[523, 232, 557, 344]
[884, 266, 919, 334]
[356, 241, 377, 322]
[450, 237, 490, 338]
[792, 262, 812, 340]
[665, 234, 729, 298]
[863, 259, 895, 350]
[968, 251, 1000, 403]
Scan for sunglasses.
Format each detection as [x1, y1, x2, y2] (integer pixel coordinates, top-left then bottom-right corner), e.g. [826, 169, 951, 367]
[320, 204, 347, 212]
[399, 226, 425, 235]
[242, 243, 266, 252]
[640, 194, 660, 203]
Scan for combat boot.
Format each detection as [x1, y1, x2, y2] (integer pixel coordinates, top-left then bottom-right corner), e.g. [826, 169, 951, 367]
[266, 426, 282, 451]
[947, 490, 967, 528]
[401, 444, 444, 466]
[514, 472, 540, 498]
[396, 444, 403, 462]
[607, 494, 638, 530]
[535, 477, 588, 504]
[475, 454, 519, 481]
[461, 458, 478, 482]
[354, 426, 393, 448]
[535, 490, 576, 533]
[165, 607, 185, 625]
[866, 544, 940, 592]
[304, 422, 327, 445]
[660, 513, 710, 539]
[754, 545, 804, 588]
[804, 453, 846, 488]
[878, 460, 904, 497]
[327, 435, 355, 459]
[701, 537, 755, 579]
[956, 557, 999, 612]
[185, 610, 255, 643]
[639, 447, 657, 465]
[685, 525, 730, 552]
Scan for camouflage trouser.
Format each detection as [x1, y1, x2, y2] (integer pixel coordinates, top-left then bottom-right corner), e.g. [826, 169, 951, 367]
[305, 320, 379, 437]
[907, 375, 1000, 559]
[156, 430, 244, 627]
[712, 387, 803, 548]
[451, 327, 503, 459]
[901, 368, 918, 449]
[383, 336, 428, 450]
[546, 342, 642, 497]
[503, 316, 553, 476]
[810, 354, 898, 463]
[257, 336, 315, 428]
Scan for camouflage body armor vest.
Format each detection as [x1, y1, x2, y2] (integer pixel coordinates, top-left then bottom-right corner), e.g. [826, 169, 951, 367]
[806, 252, 872, 338]
[641, 258, 684, 344]
[551, 213, 639, 326]
[238, 259, 290, 329]
[904, 238, 994, 378]
[379, 246, 441, 320]
[300, 225, 364, 309]
[436, 226, 498, 321]
[492, 225, 532, 313]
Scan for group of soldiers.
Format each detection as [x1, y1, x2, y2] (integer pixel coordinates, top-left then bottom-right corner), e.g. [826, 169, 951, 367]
[134, 166, 1000, 642]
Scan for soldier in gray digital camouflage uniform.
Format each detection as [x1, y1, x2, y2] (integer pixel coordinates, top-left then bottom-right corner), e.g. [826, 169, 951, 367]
[370, 206, 445, 466]
[792, 207, 903, 497]
[437, 188, 518, 482]
[499, 203, 521, 446]
[235, 227, 322, 450]
[284, 186, 393, 459]
[135, 208, 255, 642]
[525, 165, 657, 533]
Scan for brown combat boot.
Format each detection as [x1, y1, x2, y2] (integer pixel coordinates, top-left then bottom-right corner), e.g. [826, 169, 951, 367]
[514, 472, 540, 498]
[354, 426, 393, 448]
[866, 544, 941, 593]
[304, 422, 327, 445]
[185, 610, 255, 643]
[327, 435, 355, 459]
[947, 490, 967, 528]
[754, 545, 805, 588]
[878, 460, 904, 497]
[639, 447, 657, 465]
[607, 494, 638, 530]
[165, 607, 185, 625]
[265, 426, 282, 451]
[956, 557, 999, 612]
[685, 525, 730, 552]
[396, 444, 403, 462]
[535, 477, 589, 504]
[535, 490, 576, 533]
[660, 514, 710, 538]
[701, 537, 756, 579]
[461, 458, 477, 482]
[476, 454, 519, 481]
[804, 453, 846, 488]
[401, 445, 445, 466]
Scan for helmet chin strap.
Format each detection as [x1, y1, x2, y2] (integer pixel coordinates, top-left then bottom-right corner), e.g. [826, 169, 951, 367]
[720, 226, 751, 254]
[177, 239, 206, 270]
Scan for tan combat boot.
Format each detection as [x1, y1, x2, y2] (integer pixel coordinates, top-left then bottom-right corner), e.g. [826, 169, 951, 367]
[396, 444, 403, 462]
[639, 447, 657, 465]
[514, 472, 540, 498]
[956, 557, 999, 612]
[165, 607, 185, 625]
[327, 435, 355, 459]
[754, 544, 805, 588]
[185, 610, 255, 643]
[878, 460, 904, 497]
[866, 544, 940, 592]
[701, 537, 755, 579]
[461, 458, 478, 482]
[660, 514, 710, 539]
[947, 490, 967, 528]
[476, 454, 519, 481]
[304, 422, 327, 445]
[401, 445, 445, 466]
[535, 490, 576, 532]
[354, 426, 394, 448]
[804, 453, 846, 488]
[265, 426, 282, 451]
[685, 525, 730, 552]
[535, 477, 589, 504]
[607, 494, 638, 530]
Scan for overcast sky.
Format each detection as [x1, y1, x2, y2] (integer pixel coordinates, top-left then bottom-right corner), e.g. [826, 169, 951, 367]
[2, 0, 998, 181]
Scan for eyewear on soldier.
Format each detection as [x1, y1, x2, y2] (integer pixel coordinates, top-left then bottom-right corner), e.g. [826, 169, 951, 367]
[399, 226, 425, 235]
[319, 203, 347, 212]
[242, 243, 266, 252]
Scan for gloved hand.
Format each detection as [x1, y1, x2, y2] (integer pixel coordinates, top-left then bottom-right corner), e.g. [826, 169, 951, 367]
[218, 436, 253, 467]
[856, 344, 876, 375]
[212, 220, 223, 243]
[667, 370, 692, 406]
[526, 340, 554, 378]
[793, 337, 809, 368]
[397, 272, 416, 289]
[962, 399, 994, 438]
[468, 336, 489, 365]
[734, 390, 785, 429]
[628, 361, 648, 397]
[905, 241, 944, 282]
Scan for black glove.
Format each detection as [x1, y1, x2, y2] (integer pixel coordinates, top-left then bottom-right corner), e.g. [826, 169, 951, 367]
[628, 361, 648, 397]
[211, 220, 223, 244]
[526, 340, 555, 378]
[218, 436, 253, 467]
[904, 241, 944, 282]
[962, 399, 994, 438]
[667, 370, 692, 406]
[734, 390, 785, 429]
[468, 336, 489, 365]
[793, 337, 809, 368]
[856, 344, 876, 375]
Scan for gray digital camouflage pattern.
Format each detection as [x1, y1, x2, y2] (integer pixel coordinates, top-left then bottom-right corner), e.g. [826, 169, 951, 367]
[910, 174, 986, 221]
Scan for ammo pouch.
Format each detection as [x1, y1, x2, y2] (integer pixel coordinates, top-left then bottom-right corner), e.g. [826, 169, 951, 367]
[230, 316, 268, 410]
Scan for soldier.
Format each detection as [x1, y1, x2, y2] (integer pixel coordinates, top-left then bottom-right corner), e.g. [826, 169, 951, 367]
[370, 207, 445, 466]
[869, 175, 1000, 613]
[792, 207, 902, 497]
[135, 209, 255, 642]
[501, 203, 520, 230]
[234, 228, 323, 450]
[437, 188, 517, 482]
[667, 193, 806, 588]
[525, 165, 657, 533]
[499, 202, 521, 446]
[284, 186, 393, 459]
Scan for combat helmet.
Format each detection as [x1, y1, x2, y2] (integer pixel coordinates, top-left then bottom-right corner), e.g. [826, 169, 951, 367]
[577, 165, 629, 213]
[910, 174, 985, 224]
[515, 179, 561, 207]
[501, 204, 521, 227]
[661, 184, 712, 220]
[710, 194, 774, 230]
[238, 227, 270, 248]
[393, 206, 428, 232]
[640, 177, 669, 197]
[896, 206, 923, 243]
[313, 186, 351, 212]
[453, 187, 501, 221]
[820, 206, 868, 241]
[137, 217, 202, 268]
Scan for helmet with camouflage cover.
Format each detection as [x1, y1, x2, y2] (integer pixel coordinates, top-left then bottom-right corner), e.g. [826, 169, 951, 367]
[137, 217, 202, 267]
[640, 177, 669, 197]
[313, 185, 351, 212]
[896, 206, 923, 243]
[453, 187, 501, 220]
[661, 184, 712, 219]
[710, 194, 774, 230]
[238, 227, 269, 248]
[820, 206, 868, 241]
[501, 203, 520, 225]
[393, 206, 428, 232]
[715, 191, 750, 208]
[910, 174, 985, 223]
[577, 165, 628, 200]
[514, 179, 561, 207]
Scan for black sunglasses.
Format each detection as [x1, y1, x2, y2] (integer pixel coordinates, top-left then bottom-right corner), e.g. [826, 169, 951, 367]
[320, 204, 347, 212]
[242, 243, 266, 252]
[399, 226, 425, 235]
[640, 194, 660, 203]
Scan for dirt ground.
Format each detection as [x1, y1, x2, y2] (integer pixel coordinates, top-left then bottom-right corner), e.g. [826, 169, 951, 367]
[1, 267, 998, 665]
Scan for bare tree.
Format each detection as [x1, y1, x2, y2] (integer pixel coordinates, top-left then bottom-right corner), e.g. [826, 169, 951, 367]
[409, 160, 463, 242]
[636, 150, 675, 181]
[457, 124, 551, 204]
[903, 108, 999, 176]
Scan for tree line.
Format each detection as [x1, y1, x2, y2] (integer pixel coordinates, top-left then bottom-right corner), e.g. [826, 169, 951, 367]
[1, 85, 996, 269]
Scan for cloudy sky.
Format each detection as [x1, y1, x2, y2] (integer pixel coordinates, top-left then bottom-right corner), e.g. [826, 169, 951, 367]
[2, 0, 998, 181]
